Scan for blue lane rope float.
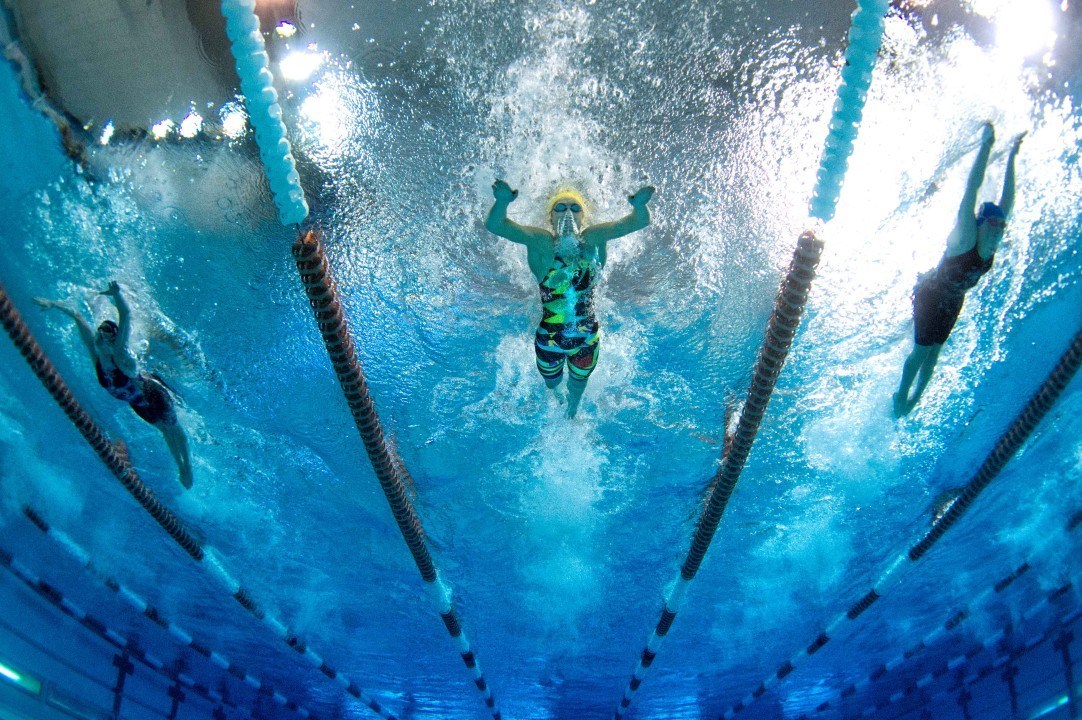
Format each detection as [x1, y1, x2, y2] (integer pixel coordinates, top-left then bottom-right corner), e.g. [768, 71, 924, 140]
[807, 511, 1081, 716]
[809, 0, 890, 222]
[219, 0, 308, 227]
[0, 281, 398, 720]
[0, 543, 247, 718]
[20, 506, 319, 720]
[292, 232, 502, 720]
[220, 2, 500, 710]
[719, 328, 1082, 720]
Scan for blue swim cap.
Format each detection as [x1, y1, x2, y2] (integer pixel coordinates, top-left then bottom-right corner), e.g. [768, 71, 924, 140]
[976, 202, 1005, 225]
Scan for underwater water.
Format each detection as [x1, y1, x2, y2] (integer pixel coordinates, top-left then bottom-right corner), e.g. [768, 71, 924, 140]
[0, 0, 1081, 719]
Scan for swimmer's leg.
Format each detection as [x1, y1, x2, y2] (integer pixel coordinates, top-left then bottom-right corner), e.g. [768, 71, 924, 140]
[157, 422, 193, 489]
[907, 343, 943, 413]
[893, 343, 940, 418]
[136, 377, 192, 488]
[565, 340, 599, 419]
[535, 331, 567, 403]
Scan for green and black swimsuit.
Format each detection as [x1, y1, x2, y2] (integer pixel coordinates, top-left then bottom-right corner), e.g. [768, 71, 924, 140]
[534, 251, 600, 382]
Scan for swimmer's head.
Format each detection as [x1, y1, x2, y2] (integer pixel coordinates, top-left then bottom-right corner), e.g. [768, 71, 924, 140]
[96, 320, 118, 346]
[548, 188, 586, 237]
[976, 202, 1006, 231]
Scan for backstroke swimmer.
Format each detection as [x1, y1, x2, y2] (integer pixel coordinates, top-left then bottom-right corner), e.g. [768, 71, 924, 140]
[485, 180, 655, 418]
[35, 282, 194, 488]
[893, 122, 1023, 417]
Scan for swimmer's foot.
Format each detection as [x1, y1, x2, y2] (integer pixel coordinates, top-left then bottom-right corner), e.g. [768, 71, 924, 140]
[545, 381, 567, 406]
[565, 394, 584, 419]
[892, 391, 912, 419]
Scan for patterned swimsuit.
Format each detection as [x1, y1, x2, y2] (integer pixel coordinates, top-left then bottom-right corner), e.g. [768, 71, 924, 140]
[534, 250, 600, 382]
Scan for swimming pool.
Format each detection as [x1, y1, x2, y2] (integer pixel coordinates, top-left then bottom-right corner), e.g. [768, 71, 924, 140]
[0, 1, 1080, 719]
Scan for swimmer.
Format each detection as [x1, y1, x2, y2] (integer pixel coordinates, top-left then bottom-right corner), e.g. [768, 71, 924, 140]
[893, 122, 1024, 418]
[35, 282, 193, 488]
[485, 179, 655, 418]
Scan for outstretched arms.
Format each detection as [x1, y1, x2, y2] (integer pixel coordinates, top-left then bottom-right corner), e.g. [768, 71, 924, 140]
[958, 122, 995, 222]
[33, 297, 97, 364]
[582, 186, 655, 244]
[999, 133, 1024, 219]
[485, 180, 552, 247]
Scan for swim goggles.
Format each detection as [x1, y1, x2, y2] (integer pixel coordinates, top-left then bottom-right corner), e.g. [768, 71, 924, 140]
[553, 202, 582, 213]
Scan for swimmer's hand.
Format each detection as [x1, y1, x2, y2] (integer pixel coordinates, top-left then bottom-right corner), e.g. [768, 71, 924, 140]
[628, 186, 655, 208]
[980, 121, 995, 145]
[492, 179, 519, 203]
[1010, 132, 1026, 152]
[99, 280, 121, 297]
[33, 297, 55, 310]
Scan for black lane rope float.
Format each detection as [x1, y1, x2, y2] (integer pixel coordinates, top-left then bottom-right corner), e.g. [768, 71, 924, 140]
[0, 281, 399, 720]
[20, 505, 319, 719]
[719, 327, 1082, 720]
[614, 0, 892, 712]
[613, 230, 824, 718]
[807, 510, 1081, 717]
[292, 231, 501, 720]
[0, 543, 245, 719]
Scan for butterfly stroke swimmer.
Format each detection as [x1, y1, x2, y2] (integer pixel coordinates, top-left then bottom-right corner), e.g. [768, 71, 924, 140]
[485, 179, 655, 418]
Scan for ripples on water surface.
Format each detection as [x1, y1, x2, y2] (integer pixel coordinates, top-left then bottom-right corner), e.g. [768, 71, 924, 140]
[0, 0, 1080, 718]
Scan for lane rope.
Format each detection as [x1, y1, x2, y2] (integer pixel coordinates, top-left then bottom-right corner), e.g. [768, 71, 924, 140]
[0, 281, 399, 720]
[719, 329, 1082, 719]
[220, 0, 308, 226]
[292, 231, 502, 720]
[20, 505, 319, 719]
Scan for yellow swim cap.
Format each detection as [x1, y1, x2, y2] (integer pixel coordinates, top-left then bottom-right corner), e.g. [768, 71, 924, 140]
[547, 187, 587, 215]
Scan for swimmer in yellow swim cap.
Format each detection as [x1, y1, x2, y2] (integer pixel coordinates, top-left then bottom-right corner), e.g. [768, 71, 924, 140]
[485, 179, 655, 418]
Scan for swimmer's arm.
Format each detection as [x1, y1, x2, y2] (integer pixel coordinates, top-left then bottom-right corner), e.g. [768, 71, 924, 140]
[582, 186, 654, 244]
[485, 197, 552, 248]
[957, 123, 995, 223]
[101, 281, 133, 350]
[999, 133, 1024, 219]
[34, 298, 97, 363]
[945, 125, 994, 256]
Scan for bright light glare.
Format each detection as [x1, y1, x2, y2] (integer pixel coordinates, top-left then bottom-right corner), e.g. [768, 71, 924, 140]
[150, 119, 174, 140]
[0, 664, 20, 682]
[280, 50, 323, 81]
[99, 121, 114, 145]
[301, 87, 348, 146]
[179, 111, 203, 138]
[275, 21, 297, 37]
[968, 0, 1056, 60]
[221, 106, 247, 138]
